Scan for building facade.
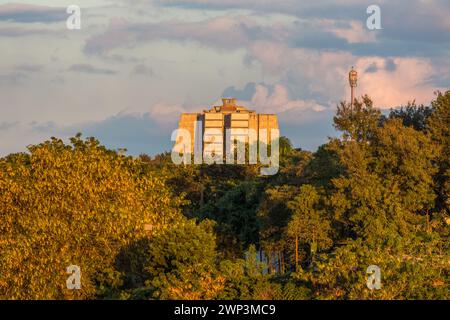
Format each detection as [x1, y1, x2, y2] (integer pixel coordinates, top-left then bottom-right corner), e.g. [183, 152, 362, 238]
[175, 98, 278, 160]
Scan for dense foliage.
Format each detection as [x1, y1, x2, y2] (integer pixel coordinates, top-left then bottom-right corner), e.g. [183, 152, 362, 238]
[0, 91, 449, 300]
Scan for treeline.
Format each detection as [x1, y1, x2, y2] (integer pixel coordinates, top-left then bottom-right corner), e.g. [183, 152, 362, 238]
[0, 91, 448, 299]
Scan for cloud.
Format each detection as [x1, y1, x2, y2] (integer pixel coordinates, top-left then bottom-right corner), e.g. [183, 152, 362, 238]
[380, 0, 450, 44]
[62, 112, 176, 155]
[1, 0, 448, 157]
[0, 121, 56, 156]
[248, 83, 326, 114]
[68, 64, 117, 75]
[245, 42, 355, 102]
[223, 82, 267, 101]
[0, 72, 27, 85]
[365, 58, 396, 73]
[220, 82, 335, 150]
[281, 110, 337, 151]
[154, 0, 369, 20]
[222, 82, 327, 118]
[327, 20, 376, 44]
[14, 64, 43, 72]
[0, 111, 177, 157]
[153, 0, 450, 55]
[147, 102, 187, 123]
[0, 121, 19, 131]
[83, 16, 263, 55]
[365, 63, 378, 73]
[82, 6, 450, 65]
[132, 64, 155, 76]
[0, 26, 55, 37]
[0, 3, 67, 23]
[246, 41, 449, 108]
[83, 14, 383, 56]
[355, 56, 448, 108]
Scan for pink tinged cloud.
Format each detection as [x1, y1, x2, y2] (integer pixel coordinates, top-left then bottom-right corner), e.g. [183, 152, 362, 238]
[84, 16, 258, 55]
[247, 42, 446, 108]
[327, 20, 377, 44]
[0, 3, 60, 14]
[148, 102, 187, 124]
[356, 57, 448, 108]
[82, 13, 447, 110]
[250, 84, 325, 114]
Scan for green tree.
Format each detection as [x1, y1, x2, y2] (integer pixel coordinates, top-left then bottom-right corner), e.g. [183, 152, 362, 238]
[303, 144, 342, 189]
[0, 135, 182, 299]
[258, 185, 298, 274]
[279, 136, 294, 157]
[287, 185, 332, 271]
[211, 181, 262, 256]
[139, 219, 224, 300]
[330, 116, 438, 243]
[304, 238, 448, 299]
[333, 95, 381, 142]
[386, 101, 433, 131]
[305, 95, 449, 299]
[428, 90, 450, 214]
[217, 245, 265, 299]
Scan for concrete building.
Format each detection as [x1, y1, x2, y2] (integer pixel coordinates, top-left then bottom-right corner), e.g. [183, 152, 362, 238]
[174, 98, 278, 161]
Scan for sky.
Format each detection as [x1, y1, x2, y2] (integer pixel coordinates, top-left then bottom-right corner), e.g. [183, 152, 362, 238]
[0, 0, 449, 156]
